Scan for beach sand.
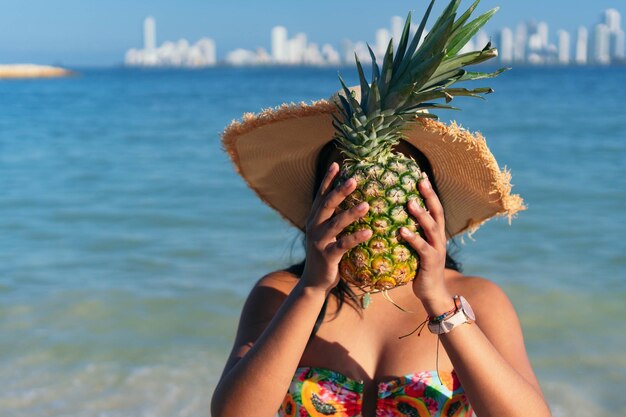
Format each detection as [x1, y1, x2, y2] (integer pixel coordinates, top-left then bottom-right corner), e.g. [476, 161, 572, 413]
[0, 64, 73, 79]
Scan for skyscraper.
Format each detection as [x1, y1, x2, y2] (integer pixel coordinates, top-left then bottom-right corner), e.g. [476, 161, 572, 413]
[271, 26, 289, 64]
[594, 23, 611, 64]
[144, 16, 156, 51]
[527, 25, 544, 65]
[604, 9, 621, 32]
[557, 30, 570, 65]
[537, 22, 549, 48]
[596, 9, 625, 64]
[603, 9, 625, 61]
[375, 28, 391, 58]
[391, 16, 403, 53]
[288, 33, 307, 64]
[196, 38, 216, 66]
[499, 27, 514, 64]
[614, 29, 625, 60]
[514, 23, 527, 63]
[576, 26, 588, 65]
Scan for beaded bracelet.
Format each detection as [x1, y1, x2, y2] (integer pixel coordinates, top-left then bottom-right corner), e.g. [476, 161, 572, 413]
[428, 304, 458, 324]
[399, 297, 459, 339]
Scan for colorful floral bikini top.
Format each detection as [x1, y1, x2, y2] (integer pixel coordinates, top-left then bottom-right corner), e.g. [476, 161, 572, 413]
[276, 366, 473, 417]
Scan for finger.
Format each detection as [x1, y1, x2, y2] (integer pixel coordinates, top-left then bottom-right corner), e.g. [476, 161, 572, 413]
[311, 162, 339, 213]
[407, 199, 443, 249]
[419, 173, 445, 229]
[324, 202, 369, 237]
[399, 226, 433, 256]
[312, 178, 357, 226]
[326, 229, 372, 260]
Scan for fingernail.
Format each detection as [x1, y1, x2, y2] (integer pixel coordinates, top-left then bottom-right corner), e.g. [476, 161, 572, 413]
[400, 227, 411, 235]
[327, 163, 335, 172]
[409, 200, 422, 211]
[356, 202, 368, 211]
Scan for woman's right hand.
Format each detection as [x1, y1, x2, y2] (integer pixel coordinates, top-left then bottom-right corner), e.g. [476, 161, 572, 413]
[301, 162, 372, 295]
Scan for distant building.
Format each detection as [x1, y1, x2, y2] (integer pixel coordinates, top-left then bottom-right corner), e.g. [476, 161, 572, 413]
[594, 23, 611, 64]
[523, 20, 559, 65]
[192, 38, 217, 66]
[227, 26, 340, 66]
[226, 49, 260, 66]
[590, 9, 625, 64]
[303, 43, 323, 65]
[499, 27, 514, 64]
[391, 16, 404, 52]
[576, 26, 589, 65]
[604, 8, 621, 32]
[537, 22, 549, 48]
[322, 44, 341, 66]
[144, 16, 156, 51]
[271, 26, 289, 64]
[557, 30, 570, 65]
[375, 28, 391, 57]
[125, 16, 216, 68]
[514, 23, 527, 63]
[288, 33, 307, 64]
[614, 29, 625, 60]
[603, 9, 625, 61]
[353, 41, 371, 64]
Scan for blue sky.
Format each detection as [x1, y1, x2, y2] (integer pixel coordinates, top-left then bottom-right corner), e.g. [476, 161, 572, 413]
[0, 0, 624, 66]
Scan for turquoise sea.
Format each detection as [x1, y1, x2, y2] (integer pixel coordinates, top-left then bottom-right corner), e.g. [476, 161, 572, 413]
[0, 66, 624, 416]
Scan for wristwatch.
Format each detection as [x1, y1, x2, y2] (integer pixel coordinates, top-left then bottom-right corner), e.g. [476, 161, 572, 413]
[428, 295, 475, 334]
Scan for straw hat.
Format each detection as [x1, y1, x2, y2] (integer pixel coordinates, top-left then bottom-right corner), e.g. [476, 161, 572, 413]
[221, 86, 525, 239]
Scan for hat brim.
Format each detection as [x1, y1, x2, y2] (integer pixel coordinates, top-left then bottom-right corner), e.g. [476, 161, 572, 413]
[222, 99, 525, 238]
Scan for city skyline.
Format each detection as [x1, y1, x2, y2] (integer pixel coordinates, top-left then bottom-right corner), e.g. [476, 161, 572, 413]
[1, 1, 625, 66]
[125, 17, 216, 68]
[125, 9, 625, 68]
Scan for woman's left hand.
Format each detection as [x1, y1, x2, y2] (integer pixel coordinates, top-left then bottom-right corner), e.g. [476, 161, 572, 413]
[400, 173, 454, 315]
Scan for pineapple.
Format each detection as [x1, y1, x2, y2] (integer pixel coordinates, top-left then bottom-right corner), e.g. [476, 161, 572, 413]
[332, 0, 506, 298]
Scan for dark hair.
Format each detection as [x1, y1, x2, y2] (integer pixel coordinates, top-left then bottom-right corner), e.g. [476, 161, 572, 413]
[288, 140, 463, 343]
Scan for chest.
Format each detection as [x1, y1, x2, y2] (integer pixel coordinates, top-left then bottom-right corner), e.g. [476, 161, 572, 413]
[298, 293, 456, 411]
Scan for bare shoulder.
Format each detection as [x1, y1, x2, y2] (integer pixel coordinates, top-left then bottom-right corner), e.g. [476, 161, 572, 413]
[241, 269, 301, 328]
[447, 273, 521, 335]
[447, 272, 541, 390]
[447, 273, 514, 317]
[217, 270, 301, 383]
[255, 269, 301, 293]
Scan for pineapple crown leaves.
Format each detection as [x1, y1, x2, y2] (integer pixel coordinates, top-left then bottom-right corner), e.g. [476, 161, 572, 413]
[332, 0, 509, 161]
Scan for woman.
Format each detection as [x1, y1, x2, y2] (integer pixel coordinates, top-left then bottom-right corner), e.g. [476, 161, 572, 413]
[211, 1, 551, 414]
[211, 131, 551, 416]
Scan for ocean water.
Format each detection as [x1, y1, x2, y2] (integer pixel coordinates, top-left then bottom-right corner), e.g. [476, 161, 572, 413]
[0, 66, 624, 416]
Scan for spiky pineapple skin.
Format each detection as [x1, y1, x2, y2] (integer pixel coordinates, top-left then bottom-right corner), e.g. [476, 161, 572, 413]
[337, 153, 426, 291]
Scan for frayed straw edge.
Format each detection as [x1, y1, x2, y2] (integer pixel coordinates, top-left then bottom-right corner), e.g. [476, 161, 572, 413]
[418, 118, 527, 242]
[222, 99, 336, 145]
[220, 99, 337, 231]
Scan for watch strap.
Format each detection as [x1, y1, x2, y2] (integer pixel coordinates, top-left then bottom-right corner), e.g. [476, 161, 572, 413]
[427, 296, 473, 334]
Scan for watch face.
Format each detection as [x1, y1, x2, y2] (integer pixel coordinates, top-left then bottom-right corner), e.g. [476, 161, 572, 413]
[459, 296, 476, 321]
